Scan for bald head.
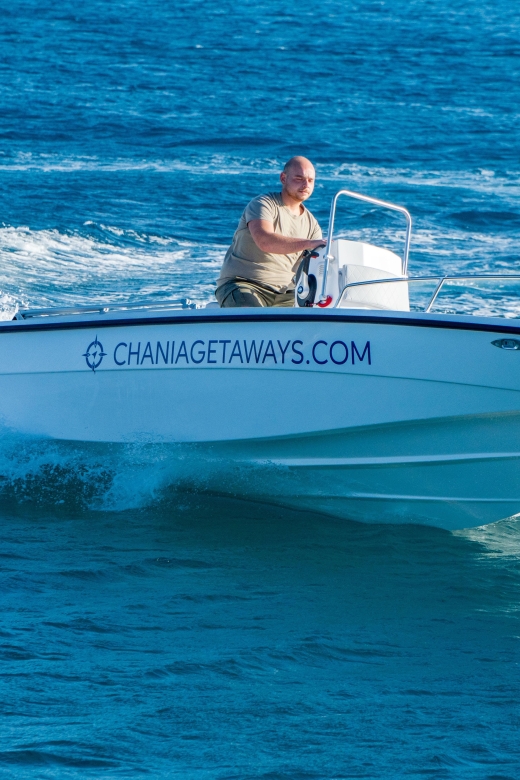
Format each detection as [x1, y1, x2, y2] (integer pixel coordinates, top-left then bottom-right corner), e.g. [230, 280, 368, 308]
[283, 156, 315, 174]
[280, 156, 316, 207]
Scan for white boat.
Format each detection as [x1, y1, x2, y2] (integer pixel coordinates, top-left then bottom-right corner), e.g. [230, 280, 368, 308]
[2, 189, 520, 531]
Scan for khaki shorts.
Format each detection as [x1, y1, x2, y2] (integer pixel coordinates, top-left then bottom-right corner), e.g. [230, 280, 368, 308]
[215, 279, 295, 308]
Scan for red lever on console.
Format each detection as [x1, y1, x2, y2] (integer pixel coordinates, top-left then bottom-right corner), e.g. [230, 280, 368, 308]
[317, 296, 333, 308]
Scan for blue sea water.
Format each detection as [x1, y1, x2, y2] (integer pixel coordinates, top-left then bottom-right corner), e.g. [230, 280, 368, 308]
[0, 0, 520, 777]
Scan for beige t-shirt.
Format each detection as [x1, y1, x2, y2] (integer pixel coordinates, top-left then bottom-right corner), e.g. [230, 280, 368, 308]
[217, 192, 322, 293]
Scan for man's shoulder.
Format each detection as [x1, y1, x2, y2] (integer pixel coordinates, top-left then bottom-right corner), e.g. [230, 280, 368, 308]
[244, 192, 282, 221]
[247, 191, 282, 209]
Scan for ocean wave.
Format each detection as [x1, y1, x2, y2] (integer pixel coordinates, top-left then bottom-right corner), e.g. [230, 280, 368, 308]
[2, 152, 520, 199]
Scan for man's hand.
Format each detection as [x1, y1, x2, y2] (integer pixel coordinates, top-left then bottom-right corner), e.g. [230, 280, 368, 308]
[248, 220, 325, 255]
[307, 239, 328, 251]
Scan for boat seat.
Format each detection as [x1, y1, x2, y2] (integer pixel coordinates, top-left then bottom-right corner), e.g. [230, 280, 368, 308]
[335, 240, 410, 311]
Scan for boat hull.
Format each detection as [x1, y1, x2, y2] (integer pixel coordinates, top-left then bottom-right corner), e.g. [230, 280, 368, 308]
[1, 308, 520, 530]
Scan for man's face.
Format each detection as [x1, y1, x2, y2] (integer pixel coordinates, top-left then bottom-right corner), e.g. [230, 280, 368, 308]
[280, 163, 316, 202]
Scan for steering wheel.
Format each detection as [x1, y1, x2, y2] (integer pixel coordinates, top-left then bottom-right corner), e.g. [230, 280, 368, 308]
[295, 248, 321, 307]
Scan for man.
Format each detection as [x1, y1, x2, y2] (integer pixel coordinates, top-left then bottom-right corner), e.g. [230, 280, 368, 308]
[215, 156, 325, 307]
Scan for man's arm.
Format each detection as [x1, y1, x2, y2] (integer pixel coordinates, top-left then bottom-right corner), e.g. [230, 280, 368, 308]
[248, 220, 325, 255]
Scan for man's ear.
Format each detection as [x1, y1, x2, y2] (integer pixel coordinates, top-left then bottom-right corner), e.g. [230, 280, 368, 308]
[280, 172, 286, 185]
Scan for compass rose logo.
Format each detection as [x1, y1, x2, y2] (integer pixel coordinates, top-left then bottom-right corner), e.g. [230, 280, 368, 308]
[83, 336, 107, 372]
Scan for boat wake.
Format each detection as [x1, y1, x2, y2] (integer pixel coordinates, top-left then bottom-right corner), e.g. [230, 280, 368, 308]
[0, 224, 223, 310]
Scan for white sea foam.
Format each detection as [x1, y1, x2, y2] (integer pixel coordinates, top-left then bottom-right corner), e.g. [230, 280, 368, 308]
[0, 291, 20, 320]
[0, 225, 224, 308]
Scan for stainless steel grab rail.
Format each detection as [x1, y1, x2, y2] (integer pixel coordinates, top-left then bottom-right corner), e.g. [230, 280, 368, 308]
[338, 274, 520, 312]
[321, 189, 413, 303]
[15, 297, 202, 320]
